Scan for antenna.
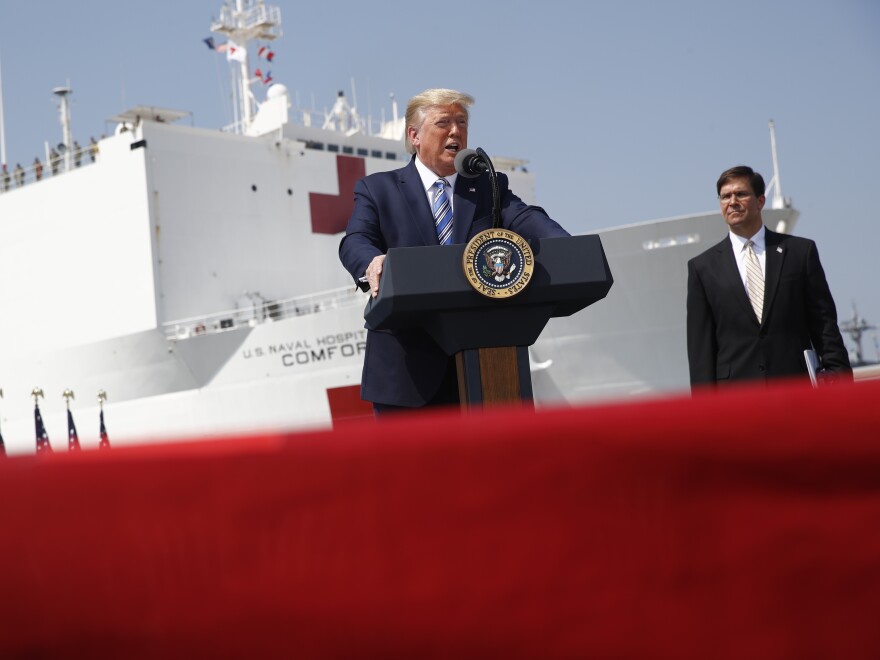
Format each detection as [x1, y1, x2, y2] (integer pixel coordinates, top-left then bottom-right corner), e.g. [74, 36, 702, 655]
[768, 119, 785, 210]
[53, 84, 74, 172]
[0, 55, 7, 167]
[210, 0, 282, 135]
[840, 302, 876, 366]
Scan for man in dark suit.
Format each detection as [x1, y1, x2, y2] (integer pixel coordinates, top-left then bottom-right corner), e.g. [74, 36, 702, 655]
[687, 165, 851, 388]
[339, 88, 569, 412]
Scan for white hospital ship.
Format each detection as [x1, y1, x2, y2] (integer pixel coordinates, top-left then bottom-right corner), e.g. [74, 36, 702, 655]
[0, 0, 800, 454]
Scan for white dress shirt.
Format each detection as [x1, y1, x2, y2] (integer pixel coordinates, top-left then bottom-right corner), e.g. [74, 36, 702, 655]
[414, 155, 459, 215]
[729, 225, 766, 291]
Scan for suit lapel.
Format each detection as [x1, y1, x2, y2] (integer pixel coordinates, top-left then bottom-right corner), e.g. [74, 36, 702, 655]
[762, 229, 785, 325]
[452, 177, 477, 244]
[397, 159, 440, 246]
[715, 236, 757, 320]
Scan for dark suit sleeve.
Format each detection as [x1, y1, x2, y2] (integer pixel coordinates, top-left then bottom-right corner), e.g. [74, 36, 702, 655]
[498, 177, 570, 239]
[686, 259, 717, 387]
[338, 177, 387, 288]
[803, 242, 852, 376]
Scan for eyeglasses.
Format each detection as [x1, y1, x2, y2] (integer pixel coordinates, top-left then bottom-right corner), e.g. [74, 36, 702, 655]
[719, 191, 752, 203]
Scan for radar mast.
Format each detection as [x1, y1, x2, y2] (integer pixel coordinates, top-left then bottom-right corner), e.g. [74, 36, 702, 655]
[52, 85, 74, 172]
[211, 0, 282, 134]
[841, 303, 877, 366]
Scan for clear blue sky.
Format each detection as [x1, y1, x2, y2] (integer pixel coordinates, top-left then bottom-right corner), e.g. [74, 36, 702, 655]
[2, 0, 878, 360]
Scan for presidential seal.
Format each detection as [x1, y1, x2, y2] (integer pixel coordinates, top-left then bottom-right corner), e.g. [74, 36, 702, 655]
[462, 229, 535, 298]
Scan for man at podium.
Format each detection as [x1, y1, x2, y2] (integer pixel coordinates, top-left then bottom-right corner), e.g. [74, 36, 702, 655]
[339, 88, 569, 413]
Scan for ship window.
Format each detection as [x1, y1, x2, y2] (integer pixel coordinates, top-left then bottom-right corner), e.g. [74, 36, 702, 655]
[328, 144, 339, 153]
[357, 148, 368, 156]
[342, 146, 353, 154]
[306, 141, 324, 150]
[642, 234, 701, 250]
[385, 152, 397, 160]
[371, 150, 382, 158]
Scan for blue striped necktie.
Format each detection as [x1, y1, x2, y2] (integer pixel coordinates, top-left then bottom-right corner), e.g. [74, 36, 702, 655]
[432, 178, 453, 245]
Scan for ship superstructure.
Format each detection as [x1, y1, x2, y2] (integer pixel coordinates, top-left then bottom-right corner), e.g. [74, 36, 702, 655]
[0, 1, 800, 454]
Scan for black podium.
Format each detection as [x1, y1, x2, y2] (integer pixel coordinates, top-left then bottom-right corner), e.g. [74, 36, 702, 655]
[364, 235, 613, 409]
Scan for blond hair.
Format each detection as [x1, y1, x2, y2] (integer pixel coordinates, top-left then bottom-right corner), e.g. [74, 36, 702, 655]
[404, 88, 475, 155]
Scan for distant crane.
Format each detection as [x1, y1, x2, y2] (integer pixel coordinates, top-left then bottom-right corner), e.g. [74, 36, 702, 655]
[840, 303, 877, 366]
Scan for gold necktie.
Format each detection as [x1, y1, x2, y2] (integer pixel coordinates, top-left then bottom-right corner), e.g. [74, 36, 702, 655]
[744, 240, 764, 323]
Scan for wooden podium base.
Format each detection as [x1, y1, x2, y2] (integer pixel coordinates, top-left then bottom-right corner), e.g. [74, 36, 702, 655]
[455, 346, 534, 411]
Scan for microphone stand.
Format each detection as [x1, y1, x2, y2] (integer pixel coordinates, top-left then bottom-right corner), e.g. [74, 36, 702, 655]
[476, 147, 501, 229]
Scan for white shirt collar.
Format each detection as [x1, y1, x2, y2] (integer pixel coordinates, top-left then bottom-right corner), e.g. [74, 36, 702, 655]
[414, 155, 458, 194]
[729, 224, 766, 252]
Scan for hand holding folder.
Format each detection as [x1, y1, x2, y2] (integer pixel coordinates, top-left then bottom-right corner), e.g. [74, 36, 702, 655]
[804, 349, 820, 388]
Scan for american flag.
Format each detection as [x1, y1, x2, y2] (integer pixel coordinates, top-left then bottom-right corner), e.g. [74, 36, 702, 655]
[99, 409, 111, 449]
[67, 409, 81, 451]
[35, 404, 53, 454]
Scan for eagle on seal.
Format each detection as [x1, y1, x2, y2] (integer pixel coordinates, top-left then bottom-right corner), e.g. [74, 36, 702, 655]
[483, 246, 517, 282]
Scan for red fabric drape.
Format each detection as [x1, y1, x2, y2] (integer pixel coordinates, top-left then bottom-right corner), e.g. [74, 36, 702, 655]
[1, 378, 879, 658]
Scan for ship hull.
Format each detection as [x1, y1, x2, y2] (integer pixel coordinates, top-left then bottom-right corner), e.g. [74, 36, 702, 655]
[0, 114, 799, 453]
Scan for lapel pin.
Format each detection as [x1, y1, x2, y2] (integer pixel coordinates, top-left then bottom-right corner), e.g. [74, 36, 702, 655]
[468, 187, 476, 193]
[777, 247, 783, 253]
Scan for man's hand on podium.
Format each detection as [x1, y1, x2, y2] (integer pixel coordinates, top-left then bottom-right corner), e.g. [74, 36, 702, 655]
[365, 254, 386, 299]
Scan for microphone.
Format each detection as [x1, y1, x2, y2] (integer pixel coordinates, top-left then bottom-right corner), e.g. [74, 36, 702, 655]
[457, 147, 502, 228]
[454, 148, 488, 178]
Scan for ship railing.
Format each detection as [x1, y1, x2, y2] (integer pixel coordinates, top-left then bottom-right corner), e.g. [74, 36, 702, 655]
[220, 102, 402, 143]
[162, 285, 366, 341]
[1, 144, 99, 193]
[211, 2, 281, 39]
[219, 107, 325, 135]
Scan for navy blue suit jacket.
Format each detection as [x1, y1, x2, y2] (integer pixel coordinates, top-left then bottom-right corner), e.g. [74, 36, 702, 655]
[686, 228, 851, 387]
[339, 157, 569, 406]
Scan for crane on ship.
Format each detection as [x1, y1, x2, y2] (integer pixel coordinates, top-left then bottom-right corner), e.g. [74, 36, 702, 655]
[841, 303, 878, 366]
